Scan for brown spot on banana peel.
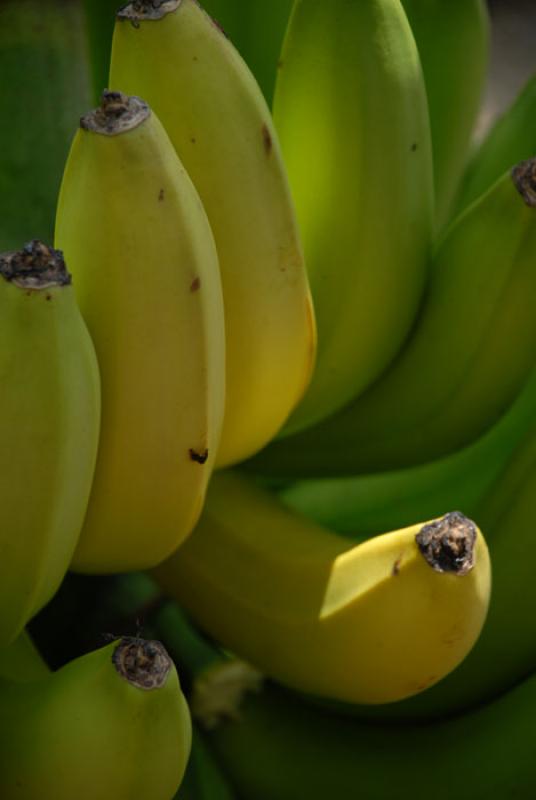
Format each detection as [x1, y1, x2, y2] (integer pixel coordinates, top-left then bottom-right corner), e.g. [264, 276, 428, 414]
[512, 157, 536, 207]
[112, 637, 172, 690]
[0, 240, 71, 289]
[262, 124, 272, 156]
[190, 276, 201, 292]
[415, 511, 477, 576]
[189, 448, 209, 464]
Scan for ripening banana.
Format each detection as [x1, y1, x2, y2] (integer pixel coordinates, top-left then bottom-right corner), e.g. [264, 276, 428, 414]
[0, 637, 191, 799]
[0, 0, 91, 248]
[281, 363, 536, 535]
[0, 241, 100, 646]
[204, 672, 536, 800]
[455, 72, 536, 216]
[270, 0, 434, 434]
[152, 469, 491, 706]
[400, 0, 490, 227]
[55, 91, 226, 573]
[109, 0, 316, 468]
[248, 158, 536, 478]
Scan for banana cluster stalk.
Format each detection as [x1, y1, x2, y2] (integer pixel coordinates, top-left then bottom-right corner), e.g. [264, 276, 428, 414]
[0, 241, 100, 646]
[110, 0, 316, 467]
[55, 90, 226, 573]
[152, 470, 491, 705]
[271, 0, 434, 434]
[250, 158, 536, 478]
[0, 636, 191, 799]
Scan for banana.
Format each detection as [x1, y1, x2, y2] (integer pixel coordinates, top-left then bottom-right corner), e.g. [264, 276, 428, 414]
[0, 636, 191, 799]
[270, 0, 433, 434]
[280, 363, 536, 535]
[0, 241, 100, 646]
[152, 469, 491, 705]
[248, 158, 536, 478]
[55, 91, 226, 573]
[110, 0, 316, 468]
[400, 0, 490, 227]
[455, 72, 536, 216]
[205, 672, 536, 800]
[0, 0, 91, 249]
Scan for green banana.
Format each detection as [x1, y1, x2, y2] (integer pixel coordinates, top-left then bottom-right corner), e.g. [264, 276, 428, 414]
[152, 470, 491, 706]
[248, 158, 536, 478]
[455, 72, 536, 216]
[110, 0, 316, 468]
[0, 241, 100, 646]
[205, 673, 536, 800]
[271, 0, 433, 434]
[401, 0, 490, 227]
[280, 363, 536, 535]
[0, 0, 92, 249]
[55, 91, 226, 573]
[0, 636, 191, 799]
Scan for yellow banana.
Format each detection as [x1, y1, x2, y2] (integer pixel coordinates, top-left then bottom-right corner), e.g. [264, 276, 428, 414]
[152, 470, 491, 705]
[0, 241, 100, 646]
[0, 636, 191, 799]
[55, 91, 226, 573]
[271, 0, 434, 433]
[110, 0, 316, 467]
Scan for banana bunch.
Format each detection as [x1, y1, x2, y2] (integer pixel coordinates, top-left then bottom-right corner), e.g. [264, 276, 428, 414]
[0, 632, 191, 799]
[0, 241, 100, 646]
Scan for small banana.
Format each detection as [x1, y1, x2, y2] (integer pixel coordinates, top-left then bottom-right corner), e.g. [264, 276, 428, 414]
[401, 0, 490, 227]
[0, 637, 191, 799]
[455, 73, 536, 216]
[0, 0, 91, 249]
[152, 470, 491, 706]
[0, 241, 100, 646]
[110, 0, 316, 467]
[55, 91, 226, 573]
[248, 158, 536, 478]
[205, 670, 536, 800]
[281, 364, 536, 535]
[271, 0, 434, 433]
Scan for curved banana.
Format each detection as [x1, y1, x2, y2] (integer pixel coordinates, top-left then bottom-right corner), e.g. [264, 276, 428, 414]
[270, 0, 433, 433]
[152, 470, 491, 706]
[0, 241, 100, 646]
[0, 0, 91, 249]
[281, 363, 536, 535]
[401, 0, 490, 227]
[455, 72, 536, 216]
[205, 671, 536, 800]
[55, 91, 226, 573]
[110, 0, 316, 467]
[248, 158, 536, 478]
[0, 637, 191, 799]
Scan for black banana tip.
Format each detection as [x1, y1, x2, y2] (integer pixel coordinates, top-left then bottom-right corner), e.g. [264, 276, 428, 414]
[415, 511, 477, 576]
[113, 637, 172, 690]
[0, 240, 71, 288]
[512, 158, 536, 207]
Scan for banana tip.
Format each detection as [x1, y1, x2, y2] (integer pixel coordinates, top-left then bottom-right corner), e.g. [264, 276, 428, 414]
[512, 158, 536, 207]
[112, 637, 172, 690]
[415, 511, 477, 576]
[0, 240, 71, 289]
